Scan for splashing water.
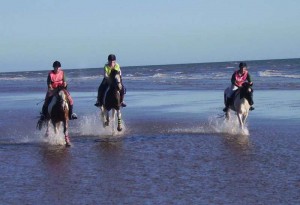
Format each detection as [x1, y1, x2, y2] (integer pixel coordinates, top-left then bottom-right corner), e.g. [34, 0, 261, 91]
[209, 115, 249, 136]
[37, 125, 67, 146]
[77, 113, 126, 138]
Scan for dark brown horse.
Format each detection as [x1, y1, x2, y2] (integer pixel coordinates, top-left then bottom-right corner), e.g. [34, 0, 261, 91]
[100, 69, 123, 132]
[37, 88, 71, 146]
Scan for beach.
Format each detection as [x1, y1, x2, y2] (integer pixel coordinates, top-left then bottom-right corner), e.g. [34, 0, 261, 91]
[1, 59, 300, 204]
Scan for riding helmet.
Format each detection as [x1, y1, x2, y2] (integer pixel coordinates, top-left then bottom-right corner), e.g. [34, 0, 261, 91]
[239, 62, 247, 68]
[53, 61, 61, 68]
[108, 54, 116, 61]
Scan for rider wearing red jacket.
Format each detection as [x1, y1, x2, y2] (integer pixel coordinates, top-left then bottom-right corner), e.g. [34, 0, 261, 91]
[223, 62, 254, 112]
[40, 61, 77, 121]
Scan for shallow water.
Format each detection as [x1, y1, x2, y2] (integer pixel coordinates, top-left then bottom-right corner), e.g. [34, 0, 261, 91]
[1, 90, 300, 204]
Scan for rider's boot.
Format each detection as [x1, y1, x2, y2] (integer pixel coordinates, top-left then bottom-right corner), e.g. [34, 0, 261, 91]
[95, 93, 104, 107]
[223, 97, 231, 112]
[40, 103, 48, 121]
[69, 104, 78, 120]
[37, 103, 47, 130]
[249, 92, 255, 111]
[94, 99, 102, 107]
[121, 101, 127, 107]
[94, 101, 101, 107]
[95, 81, 107, 107]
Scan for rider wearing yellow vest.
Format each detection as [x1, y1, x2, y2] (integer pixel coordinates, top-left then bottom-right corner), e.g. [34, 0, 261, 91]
[223, 62, 254, 112]
[95, 54, 126, 107]
[40, 61, 77, 121]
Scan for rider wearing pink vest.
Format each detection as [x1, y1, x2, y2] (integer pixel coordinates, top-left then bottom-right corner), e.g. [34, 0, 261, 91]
[40, 61, 77, 120]
[223, 62, 254, 112]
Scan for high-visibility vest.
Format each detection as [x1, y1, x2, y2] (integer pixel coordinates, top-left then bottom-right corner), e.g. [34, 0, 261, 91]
[49, 69, 64, 88]
[234, 70, 248, 87]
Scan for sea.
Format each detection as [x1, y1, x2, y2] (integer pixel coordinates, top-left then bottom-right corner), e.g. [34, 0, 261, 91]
[0, 58, 300, 204]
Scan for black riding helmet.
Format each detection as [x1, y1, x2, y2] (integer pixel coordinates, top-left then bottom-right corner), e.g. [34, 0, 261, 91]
[239, 62, 247, 68]
[53, 61, 61, 68]
[108, 54, 116, 61]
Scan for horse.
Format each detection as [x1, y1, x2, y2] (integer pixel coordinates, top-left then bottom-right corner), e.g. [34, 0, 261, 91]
[100, 69, 123, 132]
[37, 88, 71, 146]
[224, 82, 253, 129]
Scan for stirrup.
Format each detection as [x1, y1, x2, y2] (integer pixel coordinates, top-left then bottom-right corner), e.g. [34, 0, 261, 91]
[249, 106, 255, 111]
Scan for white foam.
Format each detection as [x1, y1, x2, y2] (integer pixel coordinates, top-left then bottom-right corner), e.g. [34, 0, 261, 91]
[77, 113, 126, 137]
[258, 70, 300, 79]
[208, 115, 249, 136]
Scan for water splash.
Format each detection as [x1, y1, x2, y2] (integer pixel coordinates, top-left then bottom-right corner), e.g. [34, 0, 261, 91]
[209, 115, 249, 136]
[77, 113, 126, 138]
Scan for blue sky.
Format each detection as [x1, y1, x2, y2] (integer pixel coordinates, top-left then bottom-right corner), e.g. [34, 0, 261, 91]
[1, 0, 299, 72]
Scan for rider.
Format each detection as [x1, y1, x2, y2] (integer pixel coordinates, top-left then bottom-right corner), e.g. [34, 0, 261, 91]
[39, 61, 77, 121]
[95, 54, 126, 107]
[223, 62, 254, 112]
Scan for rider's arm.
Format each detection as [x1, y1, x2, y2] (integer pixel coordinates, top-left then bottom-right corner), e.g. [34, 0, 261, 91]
[247, 73, 253, 86]
[47, 74, 53, 90]
[104, 67, 109, 79]
[63, 72, 67, 88]
[231, 72, 236, 85]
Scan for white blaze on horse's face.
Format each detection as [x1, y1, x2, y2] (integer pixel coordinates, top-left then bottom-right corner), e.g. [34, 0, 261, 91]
[58, 90, 69, 110]
[115, 74, 122, 90]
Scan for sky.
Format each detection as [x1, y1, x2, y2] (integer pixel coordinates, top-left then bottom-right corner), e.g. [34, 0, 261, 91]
[1, 0, 300, 72]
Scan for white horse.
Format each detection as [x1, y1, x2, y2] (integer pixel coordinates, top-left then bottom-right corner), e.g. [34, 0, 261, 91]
[37, 88, 71, 146]
[224, 83, 253, 129]
[100, 69, 123, 133]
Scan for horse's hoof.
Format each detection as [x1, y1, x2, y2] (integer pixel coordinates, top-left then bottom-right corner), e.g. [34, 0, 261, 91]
[65, 136, 71, 147]
[37, 120, 43, 130]
[105, 121, 109, 126]
[117, 127, 122, 132]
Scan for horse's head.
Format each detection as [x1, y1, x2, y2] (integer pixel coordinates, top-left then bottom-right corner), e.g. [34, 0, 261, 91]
[57, 89, 69, 111]
[240, 82, 253, 101]
[109, 69, 122, 91]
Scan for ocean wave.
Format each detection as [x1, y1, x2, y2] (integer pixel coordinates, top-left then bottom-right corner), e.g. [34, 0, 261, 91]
[258, 70, 300, 79]
[0, 77, 27, 80]
[152, 73, 166, 78]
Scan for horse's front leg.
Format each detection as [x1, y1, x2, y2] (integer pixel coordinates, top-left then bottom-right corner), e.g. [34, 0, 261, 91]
[45, 120, 50, 137]
[105, 110, 110, 127]
[111, 109, 116, 131]
[225, 110, 230, 121]
[237, 113, 244, 129]
[100, 106, 105, 126]
[117, 109, 122, 132]
[63, 120, 71, 147]
[52, 121, 58, 134]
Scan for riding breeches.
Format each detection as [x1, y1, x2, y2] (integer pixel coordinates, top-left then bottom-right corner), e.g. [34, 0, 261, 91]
[224, 84, 239, 99]
[97, 79, 109, 105]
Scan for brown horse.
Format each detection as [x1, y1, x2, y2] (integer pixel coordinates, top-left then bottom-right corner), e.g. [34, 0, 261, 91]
[37, 88, 71, 146]
[100, 69, 123, 133]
